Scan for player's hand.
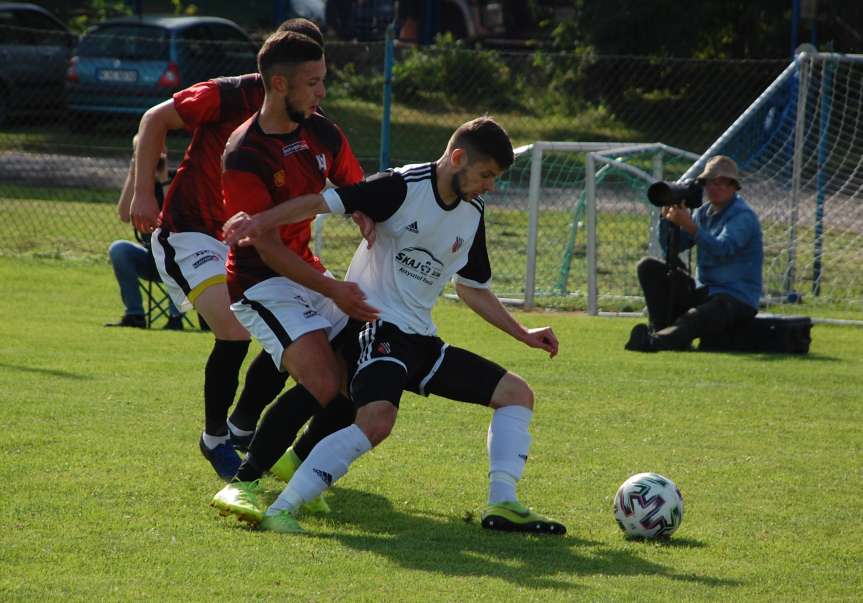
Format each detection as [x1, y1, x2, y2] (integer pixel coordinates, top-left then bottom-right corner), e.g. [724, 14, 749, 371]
[130, 190, 161, 234]
[522, 326, 559, 358]
[330, 280, 380, 322]
[352, 211, 376, 249]
[222, 211, 262, 247]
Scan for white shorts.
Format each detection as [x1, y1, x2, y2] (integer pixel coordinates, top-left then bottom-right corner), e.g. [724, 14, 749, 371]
[150, 229, 228, 312]
[230, 275, 349, 371]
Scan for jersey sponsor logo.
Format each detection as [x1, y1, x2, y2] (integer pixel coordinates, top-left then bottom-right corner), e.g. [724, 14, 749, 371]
[316, 153, 327, 172]
[406, 221, 419, 233]
[274, 169, 286, 188]
[451, 236, 464, 253]
[282, 140, 309, 157]
[394, 247, 443, 286]
[192, 253, 220, 269]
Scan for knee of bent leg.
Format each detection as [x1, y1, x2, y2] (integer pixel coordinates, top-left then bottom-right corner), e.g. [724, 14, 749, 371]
[355, 402, 397, 446]
[490, 372, 534, 411]
[636, 256, 658, 281]
[298, 371, 340, 406]
[108, 240, 125, 264]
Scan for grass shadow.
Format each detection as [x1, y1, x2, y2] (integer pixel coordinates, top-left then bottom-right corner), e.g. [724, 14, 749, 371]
[0, 362, 89, 380]
[291, 487, 741, 591]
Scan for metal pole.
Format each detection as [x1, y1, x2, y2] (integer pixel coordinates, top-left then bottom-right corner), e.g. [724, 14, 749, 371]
[786, 50, 811, 297]
[378, 22, 395, 171]
[681, 59, 799, 181]
[524, 144, 542, 309]
[586, 153, 598, 315]
[648, 152, 664, 259]
[813, 56, 833, 296]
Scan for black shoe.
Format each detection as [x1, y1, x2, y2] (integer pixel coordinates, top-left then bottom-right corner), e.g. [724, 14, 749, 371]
[105, 314, 146, 328]
[625, 323, 657, 352]
[163, 315, 184, 331]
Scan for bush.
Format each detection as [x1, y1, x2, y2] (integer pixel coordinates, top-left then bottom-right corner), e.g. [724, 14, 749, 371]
[392, 34, 519, 111]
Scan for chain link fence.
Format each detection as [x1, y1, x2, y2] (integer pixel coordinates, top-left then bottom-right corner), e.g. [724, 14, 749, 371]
[13, 25, 855, 316]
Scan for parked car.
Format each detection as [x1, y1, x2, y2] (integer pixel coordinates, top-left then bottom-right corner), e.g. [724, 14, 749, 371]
[0, 2, 76, 124]
[65, 15, 257, 122]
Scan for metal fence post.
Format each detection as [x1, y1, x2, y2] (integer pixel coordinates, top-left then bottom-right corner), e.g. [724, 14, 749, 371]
[585, 152, 598, 315]
[524, 143, 542, 309]
[785, 48, 811, 298]
[379, 22, 395, 171]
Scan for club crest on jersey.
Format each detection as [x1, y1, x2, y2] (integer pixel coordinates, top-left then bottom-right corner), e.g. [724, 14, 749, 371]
[316, 153, 327, 172]
[282, 140, 309, 157]
[451, 236, 464, 253]
[273, 170, 285, 187]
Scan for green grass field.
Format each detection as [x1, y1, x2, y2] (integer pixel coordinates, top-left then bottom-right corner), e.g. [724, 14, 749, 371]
[1, 256, 861, 601]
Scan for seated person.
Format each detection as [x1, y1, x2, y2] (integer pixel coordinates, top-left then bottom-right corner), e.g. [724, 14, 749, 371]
[106, 137, 184, 329]
[625, 155, 763, 352]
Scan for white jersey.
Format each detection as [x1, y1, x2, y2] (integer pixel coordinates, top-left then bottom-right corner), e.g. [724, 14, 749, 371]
[323, 162, 492, 335]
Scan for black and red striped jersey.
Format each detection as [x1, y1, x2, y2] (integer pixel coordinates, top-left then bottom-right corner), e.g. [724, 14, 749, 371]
[159, 73, 265, 236]
[222, 112, 364, 301]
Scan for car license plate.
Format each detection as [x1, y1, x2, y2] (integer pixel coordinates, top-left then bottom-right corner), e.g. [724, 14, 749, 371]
[96, 69, 138, 83]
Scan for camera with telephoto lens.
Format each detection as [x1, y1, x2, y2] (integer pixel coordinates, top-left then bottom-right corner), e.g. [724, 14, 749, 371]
[647, 179, 703, 210]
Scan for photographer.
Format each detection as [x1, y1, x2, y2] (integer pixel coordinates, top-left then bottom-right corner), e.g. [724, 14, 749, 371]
[625, 155, 763, 352]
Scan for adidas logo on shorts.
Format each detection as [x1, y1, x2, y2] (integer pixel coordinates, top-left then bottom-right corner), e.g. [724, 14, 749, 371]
[313, 468, 333, 487]
[406, 221, 419, 233]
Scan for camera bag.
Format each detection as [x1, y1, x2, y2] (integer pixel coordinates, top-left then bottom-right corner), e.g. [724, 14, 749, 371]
[698, 315, 812, 354]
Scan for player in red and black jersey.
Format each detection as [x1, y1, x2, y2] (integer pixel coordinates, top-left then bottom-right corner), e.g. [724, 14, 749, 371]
[206, 31, 385, 512]
[125, 20, 366, 481]
[220, 30, 377, 403]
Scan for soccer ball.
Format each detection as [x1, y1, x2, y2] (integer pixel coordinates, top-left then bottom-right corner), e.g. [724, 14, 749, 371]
[613, 472, 684, 539]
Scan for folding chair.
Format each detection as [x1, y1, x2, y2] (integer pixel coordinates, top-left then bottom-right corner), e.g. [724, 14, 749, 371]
[139, 277, 197, 330]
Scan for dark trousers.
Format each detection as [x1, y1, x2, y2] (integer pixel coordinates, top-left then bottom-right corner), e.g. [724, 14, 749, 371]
[636, 257, 757, 350]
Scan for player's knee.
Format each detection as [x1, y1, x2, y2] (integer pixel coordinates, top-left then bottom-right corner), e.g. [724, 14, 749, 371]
[490, 373, 534, 410]
[298, 372, 340, 406]
[355, 402, 397, 446]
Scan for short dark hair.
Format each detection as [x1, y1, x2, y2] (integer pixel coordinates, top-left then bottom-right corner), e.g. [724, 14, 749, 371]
[257, 30, 323, 90]
[276, 18, 324, 47]
[448, 116, 514, 170]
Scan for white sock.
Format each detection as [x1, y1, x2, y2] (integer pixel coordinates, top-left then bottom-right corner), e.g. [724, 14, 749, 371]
[201, 431, 229, 450]
[226, 418, 254, 438]
[487, 405, 533, 505]
[267, 424, 372, 516]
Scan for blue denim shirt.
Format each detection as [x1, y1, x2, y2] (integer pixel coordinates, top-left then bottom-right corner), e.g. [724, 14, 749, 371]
[660, 193, 763, 309]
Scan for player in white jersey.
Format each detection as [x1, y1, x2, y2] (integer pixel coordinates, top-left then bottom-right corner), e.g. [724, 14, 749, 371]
[216, 117, 566, 535]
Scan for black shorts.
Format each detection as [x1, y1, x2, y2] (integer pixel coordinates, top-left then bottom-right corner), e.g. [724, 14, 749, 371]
[345, 320, 507, 408]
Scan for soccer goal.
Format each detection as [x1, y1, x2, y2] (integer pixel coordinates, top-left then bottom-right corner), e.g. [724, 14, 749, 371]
[677, 47, 863, 319]
[490, 141, 694, 312]
[498, 48, 863, 321]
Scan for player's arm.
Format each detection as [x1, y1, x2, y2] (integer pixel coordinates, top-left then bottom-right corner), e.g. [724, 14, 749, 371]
[130, 99, 185, 233]
[223, 171, 406, 247]
[222, 193, 328, 246]
[116, 153, 135, 223]
[252, 227, 379, 322]
[455, 285, 558, 358]
[453, 213, 558, 357]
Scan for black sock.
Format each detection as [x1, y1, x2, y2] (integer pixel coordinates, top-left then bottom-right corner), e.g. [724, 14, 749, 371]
[293, 394, 357, 461]
[244, 385, 321, 472]
[203, 339, 250, 436]
[229, 351, 289, 432]
[235, 454, 266, 482]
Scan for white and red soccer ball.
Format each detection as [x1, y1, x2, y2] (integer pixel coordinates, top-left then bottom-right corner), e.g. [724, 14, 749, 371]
[613, 472, 684, 539]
